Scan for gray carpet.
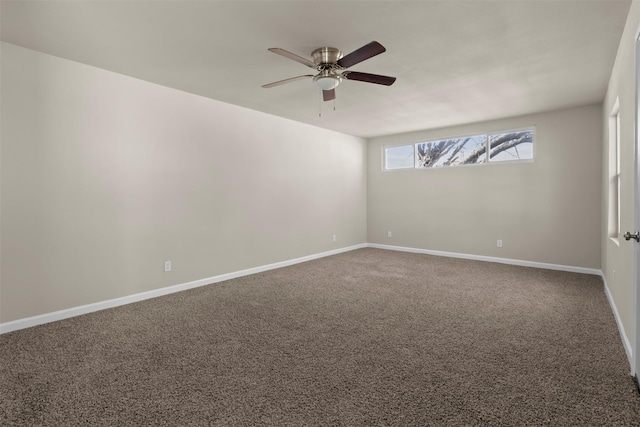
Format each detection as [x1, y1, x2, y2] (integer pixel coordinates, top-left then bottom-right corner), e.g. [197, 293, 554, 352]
[1, 248, 639, 426]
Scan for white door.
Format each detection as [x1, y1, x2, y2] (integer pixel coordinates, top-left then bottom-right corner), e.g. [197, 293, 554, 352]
[633, 33, 640, 379]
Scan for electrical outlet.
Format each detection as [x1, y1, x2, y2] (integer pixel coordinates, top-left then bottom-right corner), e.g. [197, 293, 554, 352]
[388, 231, 392, 238]
[333, 234, 337, 242]
[164, 261, 172, 272]
[497, 240, 503, 248]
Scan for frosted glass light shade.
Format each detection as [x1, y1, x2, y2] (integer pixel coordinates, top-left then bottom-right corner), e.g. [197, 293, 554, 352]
[313, 75, 340, 90]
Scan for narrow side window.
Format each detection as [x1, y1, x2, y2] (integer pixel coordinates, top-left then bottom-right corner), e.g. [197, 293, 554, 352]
[608, 99, 621, 239]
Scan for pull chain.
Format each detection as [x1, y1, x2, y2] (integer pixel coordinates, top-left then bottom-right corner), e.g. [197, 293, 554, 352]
[318, 90, 337, 116]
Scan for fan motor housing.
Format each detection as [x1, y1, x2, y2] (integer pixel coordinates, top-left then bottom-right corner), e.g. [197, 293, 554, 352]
[311, 47, 342, 67]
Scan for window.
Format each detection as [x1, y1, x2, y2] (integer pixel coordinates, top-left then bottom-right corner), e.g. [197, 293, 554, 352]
[385, 144, 414, 170]
[488, 130, 534, 162]
[384, 127, 534, 171]
[608, 99, 621, 239]
[416, 135, 487, 168]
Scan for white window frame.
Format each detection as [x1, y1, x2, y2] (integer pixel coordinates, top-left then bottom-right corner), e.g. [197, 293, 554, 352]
[609, 98, 621, 242]
[383, 126, 535, 172]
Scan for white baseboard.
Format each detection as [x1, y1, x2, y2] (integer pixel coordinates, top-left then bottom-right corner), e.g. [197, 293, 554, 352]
[0, 244, 367, 335]
[601, 273, 633, 366]
[367, 243, 602, 275]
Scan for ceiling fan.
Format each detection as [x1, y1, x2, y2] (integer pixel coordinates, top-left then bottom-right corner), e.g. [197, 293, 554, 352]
[262, 41, 396, 101]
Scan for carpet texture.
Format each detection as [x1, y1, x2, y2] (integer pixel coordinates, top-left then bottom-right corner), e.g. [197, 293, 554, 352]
[1, 248, 639, 426]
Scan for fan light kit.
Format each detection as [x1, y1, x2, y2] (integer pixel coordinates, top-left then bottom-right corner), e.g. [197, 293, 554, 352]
[313, 71, 341, 90]
[262, 41, 396, 103]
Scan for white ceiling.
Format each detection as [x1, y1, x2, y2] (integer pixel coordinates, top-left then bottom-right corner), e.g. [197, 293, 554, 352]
[0, 1, 632, 138]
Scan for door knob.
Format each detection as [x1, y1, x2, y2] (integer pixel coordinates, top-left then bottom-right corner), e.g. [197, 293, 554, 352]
[623, 231, 640, 242]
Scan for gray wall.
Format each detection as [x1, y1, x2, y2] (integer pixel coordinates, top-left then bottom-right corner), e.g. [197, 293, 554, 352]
[367, 105, 602, 269]
[1, 43, 367, 323]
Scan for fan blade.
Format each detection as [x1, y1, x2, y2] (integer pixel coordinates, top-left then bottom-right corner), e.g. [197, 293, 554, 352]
[268, 48, 316, 68]
[323, 89, 336, 102]
[262, 75, 314, 88]
[343, 71, 396, 86]
[337, 41, 386, 69]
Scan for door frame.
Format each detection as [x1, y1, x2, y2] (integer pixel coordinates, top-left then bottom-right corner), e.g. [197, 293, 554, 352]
[634, 30, 640, 379]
